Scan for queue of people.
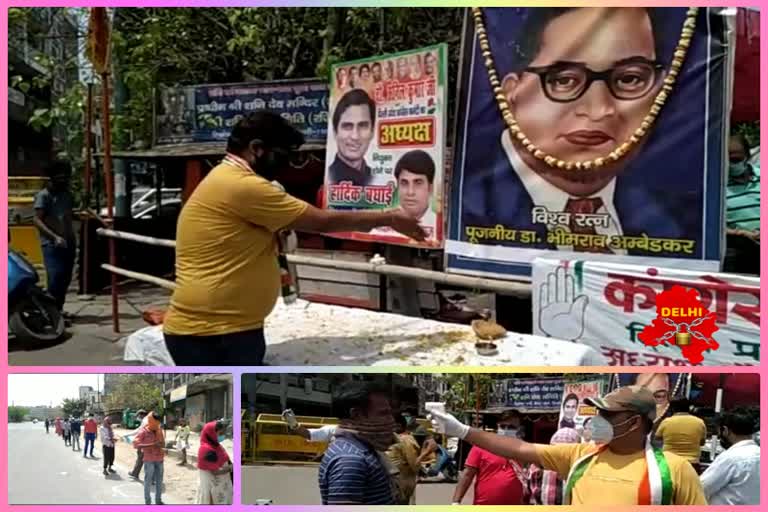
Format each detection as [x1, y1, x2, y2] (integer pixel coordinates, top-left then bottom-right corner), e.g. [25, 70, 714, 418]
[44, 409, 232, 505]
[277, 381, 758, 506]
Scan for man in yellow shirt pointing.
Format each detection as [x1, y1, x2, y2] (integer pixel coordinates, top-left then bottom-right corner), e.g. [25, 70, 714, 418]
[429, 386, 707, 505]
[163, 111, 426, 365]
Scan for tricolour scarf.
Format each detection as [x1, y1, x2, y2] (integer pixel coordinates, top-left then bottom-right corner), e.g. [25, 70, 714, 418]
[563, 437, 672, 505]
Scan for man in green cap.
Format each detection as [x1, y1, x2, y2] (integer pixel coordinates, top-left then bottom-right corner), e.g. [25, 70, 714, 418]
[428, 385, 706, 505]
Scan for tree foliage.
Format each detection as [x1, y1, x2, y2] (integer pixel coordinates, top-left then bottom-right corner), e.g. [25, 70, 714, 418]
[434, 373, 610, 415]
[10, 7, 465, 162]
[104, 374, 163, 413]
[12, 6, 758, 190]
[8, 406, 30, 422]
[61, 398, 89, 418]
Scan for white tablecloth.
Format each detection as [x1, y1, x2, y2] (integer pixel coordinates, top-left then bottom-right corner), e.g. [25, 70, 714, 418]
[263, 299, 603, 366]
[124, 298, 604, 366]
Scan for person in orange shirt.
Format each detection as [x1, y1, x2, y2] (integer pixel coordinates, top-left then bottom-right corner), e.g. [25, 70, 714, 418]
[133, 412, 166, 505]
[83, 413, 99, 458]
[163, 111, 426, 366]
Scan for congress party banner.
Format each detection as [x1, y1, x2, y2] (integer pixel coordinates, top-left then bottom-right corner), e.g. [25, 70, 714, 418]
[155, 79, 329, 145]
[532, 258, 760, 366]
[324, 44, 448, 247]
[446, 7, 731, 278]
[559, 380, 603, 430]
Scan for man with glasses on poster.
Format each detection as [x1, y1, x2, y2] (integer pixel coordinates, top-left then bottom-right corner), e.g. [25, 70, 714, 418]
[467, 8, 702, 256]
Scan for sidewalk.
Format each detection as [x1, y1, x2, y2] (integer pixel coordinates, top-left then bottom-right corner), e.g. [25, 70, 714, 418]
[9, 282, 172, 366]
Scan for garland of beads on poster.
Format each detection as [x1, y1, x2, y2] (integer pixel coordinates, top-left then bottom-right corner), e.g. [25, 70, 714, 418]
[471, 7, 700, 171]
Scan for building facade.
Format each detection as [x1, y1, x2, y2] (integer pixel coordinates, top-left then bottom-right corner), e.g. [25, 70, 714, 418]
[162, 374, 233, 430]
[242, 374, 419, 419]
[8, 7, 79, 177]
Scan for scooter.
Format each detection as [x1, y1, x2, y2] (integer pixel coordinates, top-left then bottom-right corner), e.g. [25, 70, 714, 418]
[8, 249, 65, 343]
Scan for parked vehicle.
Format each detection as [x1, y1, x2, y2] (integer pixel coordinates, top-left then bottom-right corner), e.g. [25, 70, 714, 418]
[8, 249, 64, 343]
[99, 187, 183, 218]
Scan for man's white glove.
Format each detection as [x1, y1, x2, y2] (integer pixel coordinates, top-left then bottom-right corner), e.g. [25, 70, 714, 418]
[428, 409, 470, 439]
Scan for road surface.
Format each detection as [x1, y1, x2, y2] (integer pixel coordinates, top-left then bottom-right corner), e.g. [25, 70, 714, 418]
[8, 422, 183, 505]
[241, 465, 469, 505]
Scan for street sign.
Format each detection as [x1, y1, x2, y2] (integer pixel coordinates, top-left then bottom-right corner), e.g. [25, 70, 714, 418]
[170, 384, 187, 403]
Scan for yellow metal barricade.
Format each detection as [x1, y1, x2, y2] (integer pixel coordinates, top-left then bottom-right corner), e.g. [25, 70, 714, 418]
[8, 177, 49, 284]
[253, 413, 338, 463]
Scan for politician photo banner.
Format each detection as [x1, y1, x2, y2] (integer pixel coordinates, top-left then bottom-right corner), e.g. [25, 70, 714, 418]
[446, 7, 731, 278]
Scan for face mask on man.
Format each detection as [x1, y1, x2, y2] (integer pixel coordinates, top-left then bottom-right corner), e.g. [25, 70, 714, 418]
[218, 434, 226, 443]
[590, 414, 639, 445]
[729, 160, 748, 178]
[251, 146, 292, 181]
[496, 427, 520, 438]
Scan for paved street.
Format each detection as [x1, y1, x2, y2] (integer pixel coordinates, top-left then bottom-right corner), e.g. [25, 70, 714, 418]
[241, 464, 468, 505]
[8, 283, 171, 366]
[8, 422, 184, 505]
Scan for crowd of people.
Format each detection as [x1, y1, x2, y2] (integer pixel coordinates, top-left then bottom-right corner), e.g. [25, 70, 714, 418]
[42, 409, 232, 505]
[429, 387, 760, 506]
[280, 380, 759, 506]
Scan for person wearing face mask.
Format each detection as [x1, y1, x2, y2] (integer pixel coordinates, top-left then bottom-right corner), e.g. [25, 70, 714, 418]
[33, 159, 76, 320]
[132, 412, 166, 505]
[318, 381, 399, 505]
[451, 411, 526, 505]
[724, 132, 760, 275]
[196, 420, 233, 504]
[699, 408, 760, 505]
[430, 386, 706, 505]
[163, 111, 427, 366]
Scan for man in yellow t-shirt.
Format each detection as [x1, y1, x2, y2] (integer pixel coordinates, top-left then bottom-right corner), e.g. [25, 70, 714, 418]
[655, 399, 707, 472]
[429, 386, 707, 505]
[163, 111, 426, 365]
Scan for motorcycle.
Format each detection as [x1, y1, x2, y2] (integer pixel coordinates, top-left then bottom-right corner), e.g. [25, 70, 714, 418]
[8, 249, 65, 343]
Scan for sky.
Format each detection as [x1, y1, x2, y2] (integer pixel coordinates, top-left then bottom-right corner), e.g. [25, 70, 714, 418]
[8, 374, 103, 407]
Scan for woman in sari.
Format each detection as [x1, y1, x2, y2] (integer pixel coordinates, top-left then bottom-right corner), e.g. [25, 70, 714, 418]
[196, 420, 233, 505]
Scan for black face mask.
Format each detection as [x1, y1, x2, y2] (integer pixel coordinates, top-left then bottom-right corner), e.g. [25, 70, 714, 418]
[253, 148, 292, 181]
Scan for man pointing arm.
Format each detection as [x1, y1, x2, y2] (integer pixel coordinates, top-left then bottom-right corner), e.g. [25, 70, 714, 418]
[430, 386, 706, 506]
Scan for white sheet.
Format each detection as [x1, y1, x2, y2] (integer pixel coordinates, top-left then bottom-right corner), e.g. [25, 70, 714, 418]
[124, 299, 603, 366]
